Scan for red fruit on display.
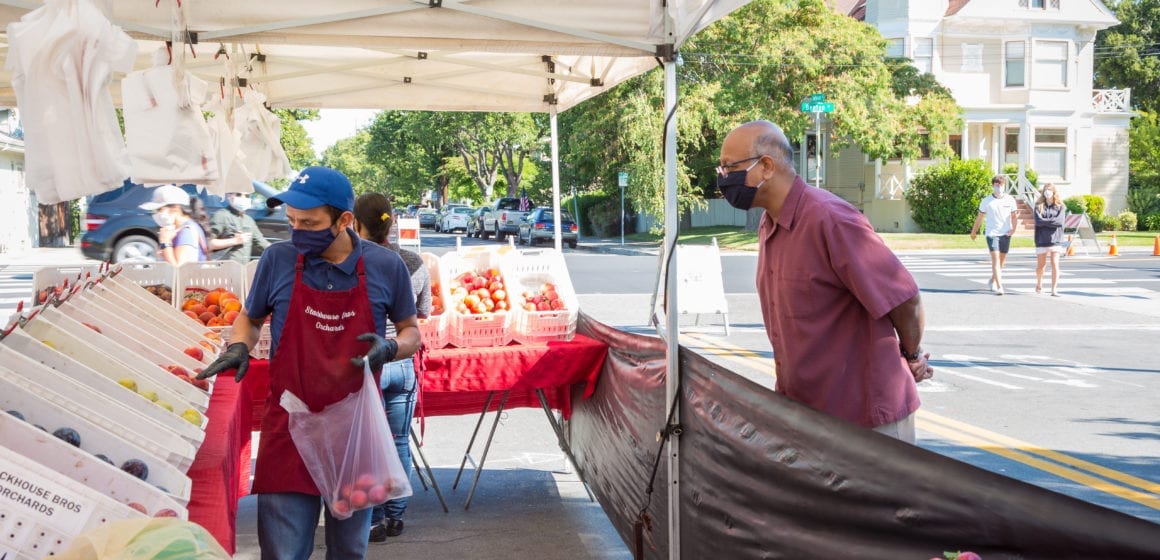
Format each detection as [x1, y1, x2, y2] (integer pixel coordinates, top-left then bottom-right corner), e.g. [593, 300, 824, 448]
[154, 509, 179, 517]
[183, 346, 204, 361]
[81, 322, 102, 334]
[355, 473, 377, 491]
[190, 378, 210, 391]
[349, 490, 369, 509]
[368, 484, 387, 503]
[332, 499, 351, 515]
[339, 484, 353, 499]
[955, 553, 983, 560]
[127, 502, 148, 514]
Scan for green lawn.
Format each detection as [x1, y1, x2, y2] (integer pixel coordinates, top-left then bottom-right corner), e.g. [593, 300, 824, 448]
[624, 227, 1160, 252]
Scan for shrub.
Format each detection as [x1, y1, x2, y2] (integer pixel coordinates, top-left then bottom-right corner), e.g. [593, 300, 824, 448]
[1127, 186, 1160, 216]
[1142, 212, 1160, 231]
[905, 159, 993, 234]
[1002, 163, 1038, 187]
[587, 198, 626, 237]
[1081, 194, 1106, 220]
[564, 190, 617, 237]
[1063, 196, 1087, 215]
[1090, 214, 1118, 233]
[1117, 211, 1138, 232]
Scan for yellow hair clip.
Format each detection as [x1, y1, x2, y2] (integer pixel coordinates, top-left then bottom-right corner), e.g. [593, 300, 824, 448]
[381, 212, 389, 222]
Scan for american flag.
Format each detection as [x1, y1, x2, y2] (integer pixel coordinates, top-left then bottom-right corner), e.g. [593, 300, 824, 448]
[519, 187, 530, 211]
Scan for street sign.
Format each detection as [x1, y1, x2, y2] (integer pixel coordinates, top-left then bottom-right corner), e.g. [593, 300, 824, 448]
[800, 101, 835, 113]
[617, 172, 628, 188]
[809, 93, 825, 103]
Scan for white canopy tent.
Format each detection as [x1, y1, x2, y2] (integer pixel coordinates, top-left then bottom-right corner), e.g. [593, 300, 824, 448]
[0, 2, 751, 557]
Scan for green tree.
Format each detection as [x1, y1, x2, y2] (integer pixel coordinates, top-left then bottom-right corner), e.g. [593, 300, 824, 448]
[1095, 0, 1160, 113]
[274, 109, 320, 171]
[1128, 111, 1160, 191]
[905, 159, 992, 233]
[320, 130, 389, 196]
[365, 111, 455, 205]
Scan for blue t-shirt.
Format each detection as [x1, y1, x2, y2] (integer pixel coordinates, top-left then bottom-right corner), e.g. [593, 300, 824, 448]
[173, 222, 208, 261]
[245, 232, 418, 359]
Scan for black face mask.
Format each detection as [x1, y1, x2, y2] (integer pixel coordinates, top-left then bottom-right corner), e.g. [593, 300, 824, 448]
[717, 169, 761, 211]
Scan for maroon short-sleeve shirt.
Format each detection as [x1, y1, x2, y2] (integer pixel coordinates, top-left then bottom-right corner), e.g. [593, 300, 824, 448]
[756, 176, 920, 428]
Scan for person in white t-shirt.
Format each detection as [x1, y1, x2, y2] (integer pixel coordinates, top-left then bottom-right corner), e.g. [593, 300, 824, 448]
[969, 175, 1019, 295]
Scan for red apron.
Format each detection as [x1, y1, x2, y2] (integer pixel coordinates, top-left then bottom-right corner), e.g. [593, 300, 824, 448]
[252, 254, 378, 496]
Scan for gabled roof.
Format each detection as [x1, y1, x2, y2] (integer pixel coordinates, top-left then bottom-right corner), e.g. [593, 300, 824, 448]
[946, 0, 973, 16]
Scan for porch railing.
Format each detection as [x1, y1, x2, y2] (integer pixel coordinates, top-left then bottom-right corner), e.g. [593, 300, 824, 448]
[878, 174, 906, 200]
[1092, 89, 1131, 113]
[1005, 172, 1039, 206]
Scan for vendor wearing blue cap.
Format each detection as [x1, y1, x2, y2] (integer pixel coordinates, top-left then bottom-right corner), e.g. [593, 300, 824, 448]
[197, 166, 419, 560]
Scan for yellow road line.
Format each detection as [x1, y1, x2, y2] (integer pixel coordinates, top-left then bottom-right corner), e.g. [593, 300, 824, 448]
[681, 333, 774, 377]
[918, 419, 1160, 511]
[921, 410, 1160, 496]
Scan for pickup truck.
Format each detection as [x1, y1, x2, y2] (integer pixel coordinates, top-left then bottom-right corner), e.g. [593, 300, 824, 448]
[480, 197, 533, 241]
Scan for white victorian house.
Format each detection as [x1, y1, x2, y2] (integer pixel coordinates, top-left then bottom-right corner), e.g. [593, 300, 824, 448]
[826, 0, 1131, 232]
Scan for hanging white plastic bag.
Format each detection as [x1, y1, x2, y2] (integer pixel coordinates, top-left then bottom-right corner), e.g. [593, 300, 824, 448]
[280, 360, 412, 520]
[233, 91, 292, 181]
[206, 97, 254, 196]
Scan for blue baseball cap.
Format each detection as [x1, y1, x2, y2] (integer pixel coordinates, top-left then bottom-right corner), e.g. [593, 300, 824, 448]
[267, 166, 354, 212]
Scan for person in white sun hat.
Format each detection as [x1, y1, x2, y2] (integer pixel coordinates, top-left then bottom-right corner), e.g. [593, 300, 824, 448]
[139, 184, 208, 265]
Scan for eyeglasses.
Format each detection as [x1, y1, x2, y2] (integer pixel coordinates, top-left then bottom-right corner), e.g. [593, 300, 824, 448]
[716, 156, 764, 177]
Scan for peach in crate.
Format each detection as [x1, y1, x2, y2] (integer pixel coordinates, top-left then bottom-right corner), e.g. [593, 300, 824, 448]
[502, 249, 580, 344]
[439, 248, 513, 348]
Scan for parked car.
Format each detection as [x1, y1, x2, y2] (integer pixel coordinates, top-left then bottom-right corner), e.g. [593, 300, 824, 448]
[417, 208, 438, 229]
[481, 197, 533, 241]
[517, 208, 578, 248]
[466, 206, 488, 238]
[80, 180, 288, 263]
[433, 203, 470, 233]
[438, 206, 474, 233]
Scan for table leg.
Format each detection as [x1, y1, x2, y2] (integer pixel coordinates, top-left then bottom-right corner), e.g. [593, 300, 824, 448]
[453, 391, 496, 490]
[464, 390, 510, 510]
[411, 426, 449, 513]
[536, 388, 595, 502]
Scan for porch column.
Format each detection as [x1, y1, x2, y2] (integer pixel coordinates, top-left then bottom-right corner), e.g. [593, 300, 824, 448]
[961, 122, 969, 159]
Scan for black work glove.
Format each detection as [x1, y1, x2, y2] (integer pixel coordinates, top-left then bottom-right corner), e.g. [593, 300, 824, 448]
[352, 333, 398, 372]
[196, 342, 251, 382]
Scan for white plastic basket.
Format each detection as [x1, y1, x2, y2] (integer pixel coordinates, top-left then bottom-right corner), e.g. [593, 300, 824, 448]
[439, 247, 514, 348]
[0, 366, 193, 503]
[0, 449, 146, 560]
[244, 259, 259, 301]
[31, 265, 102, 305]
[502, 249, 580, 344]
[98, 275, 220, 345]
[33, 306, 211, 412]
[0, 413, 188, 518]
[0, 341, 198, 471]
[418, 253, 447, 349]
[112, 261, 177, 306]
[174, 261, 246, 330]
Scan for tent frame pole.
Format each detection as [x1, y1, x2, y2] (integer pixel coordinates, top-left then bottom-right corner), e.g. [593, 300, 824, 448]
[663, 53, 681, 560]
[550, 104, 563, 252]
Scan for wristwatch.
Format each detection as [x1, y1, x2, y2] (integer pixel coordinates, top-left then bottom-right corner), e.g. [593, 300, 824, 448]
[900, 343, 922, 362]
[158, 242, 171, 250]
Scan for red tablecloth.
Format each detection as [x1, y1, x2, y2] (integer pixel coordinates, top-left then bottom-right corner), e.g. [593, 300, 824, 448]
[187, 335, 608, 551]
[186, 376, 253, 555]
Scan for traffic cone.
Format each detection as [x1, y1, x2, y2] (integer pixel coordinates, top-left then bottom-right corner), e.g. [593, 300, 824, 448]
[1152, 235, 1160, 257]
[1065, 235, 1075, 257]
[1108, 233, 1119, 257]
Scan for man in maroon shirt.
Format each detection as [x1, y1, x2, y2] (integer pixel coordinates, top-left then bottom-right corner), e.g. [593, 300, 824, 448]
[717, 120, 934, 443]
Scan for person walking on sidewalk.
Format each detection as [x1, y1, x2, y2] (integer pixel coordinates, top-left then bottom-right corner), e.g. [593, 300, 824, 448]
[196, 166, 420, 560]
[1033, 183, 1066, 296]
[716, 120, 933, 444]
[352, 192, 432, 542]
[970, 175, 1019, 295]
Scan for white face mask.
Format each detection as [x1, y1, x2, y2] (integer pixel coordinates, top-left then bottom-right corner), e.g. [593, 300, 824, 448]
[153, 210, 175, 228]
[229, 195, 253, 212]
[992, 186, 1003, 197]
[1044, 191, 1054, 200]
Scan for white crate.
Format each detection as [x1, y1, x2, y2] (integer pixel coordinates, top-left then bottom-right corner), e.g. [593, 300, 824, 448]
[20, 315, 210, 435]
[175, 261, 246, 313]
[93, 280, 222, 350]
[0, 449, 146, 560]
[0, 366, 193, 503]
[502, 249, 580, 344]
[112, 261, 177, 306]
[0, 413, 188, 518]
[439, 247, 513, 348]
[418, 253, 447, 349]
[34, 306, 210, 412]
[0, 341, 198, 471]
[31, 265, 102, 305]
[244, 259, 259, 301]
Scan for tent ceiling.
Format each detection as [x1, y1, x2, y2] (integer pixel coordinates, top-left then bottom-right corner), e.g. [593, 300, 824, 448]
[0, 0, 748, 111]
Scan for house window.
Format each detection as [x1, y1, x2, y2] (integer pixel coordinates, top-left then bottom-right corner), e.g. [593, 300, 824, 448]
[912, 37, 933, 74]
[1033, 40, 1069, 88]
[961, 43, 983, 72]
[1034, 128, 1068, 179]
[1004, 128, 1021, 165]
[1004, 41, 1026, 87]
[949, 134, 963, 159]
[1022, 0, 1060, 8]
[885, 38, 904, 58]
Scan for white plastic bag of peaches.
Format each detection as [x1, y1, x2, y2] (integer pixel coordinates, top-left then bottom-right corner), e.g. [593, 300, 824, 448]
[281, 361, 413, 519]
[446, 268, 511, 316]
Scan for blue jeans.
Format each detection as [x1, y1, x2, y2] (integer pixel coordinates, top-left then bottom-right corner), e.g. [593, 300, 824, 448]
[257, 492, 370, 560]
[370, 358, 416, 525]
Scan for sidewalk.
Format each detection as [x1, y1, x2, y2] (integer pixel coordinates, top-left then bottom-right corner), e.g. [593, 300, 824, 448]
[0, 246, 99, 267]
